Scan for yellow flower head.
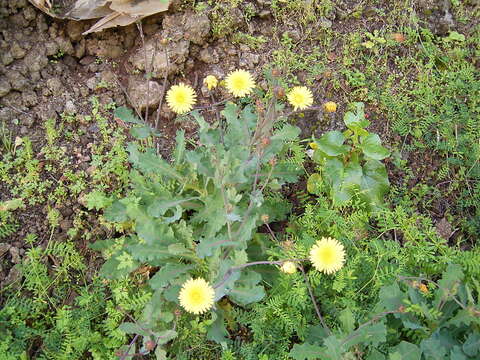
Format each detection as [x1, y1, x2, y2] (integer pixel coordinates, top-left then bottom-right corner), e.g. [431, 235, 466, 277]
[324, 101, 337, 113]
[309, 142, 319, 150]
[166, 83, 197, 114]
[309, 237, 345, 274]
[225, 69, 255, 97]
[281, 261, 297, 274]
[179, 278, 215, 315]
[203, 75, 218, 90]
[287, 86, 314, 111]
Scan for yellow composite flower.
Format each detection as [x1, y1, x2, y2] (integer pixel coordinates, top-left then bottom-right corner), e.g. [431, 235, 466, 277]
[324, 101, 337, 113]
[166, 83, 197, 114]
[178, 278, 215, 314]
[287, 86, 314, 111]
[309, 237, 345, 274]
[203, 75, 218, 90]
[281, 261, 297, 274]
[225, 69, 256, 97]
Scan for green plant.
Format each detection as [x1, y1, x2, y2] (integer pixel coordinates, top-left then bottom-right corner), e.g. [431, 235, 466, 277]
[308, 102, 390, 210]
[95, 82, 303, 356]
[289, 264, 480, 360]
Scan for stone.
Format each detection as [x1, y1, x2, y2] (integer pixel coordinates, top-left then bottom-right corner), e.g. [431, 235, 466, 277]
[23, 48, 48, 73]
[0, 243, 10, 257]
[45, 41, 59, 56]
[55, 37, 75, 55]
[21, 89, 38, 107]
[199, 47, 219, 64]
[129, 38, 189, 77]
[2, 266, 22, 287]
[66, 20, 84, 41]
[184, 11, 211, 45]
[127, 77, 162, 111]
[2, 51, 13, 66]
[23, 6, 36, 21]
[86, 76, 97, 90]
[10, 42, 26, 59]
[64, 100, 77, 114]
[0, 79, 11, 97]
[9, 246, 21, 264]
[46, 77, 63, 94]
[7, 70, 28, 90]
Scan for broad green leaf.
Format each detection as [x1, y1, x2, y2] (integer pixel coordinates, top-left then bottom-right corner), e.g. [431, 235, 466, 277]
[463, 333, 480, 356]
[339, 308, 355, 333]
[155, 347, 167, 360]
[323, 335, 344, 359]
[104, 200, 128, 222]
[99, 253, 138, 279]
[149, 264, 194, 290]
[317, 131, 349, 156]
[344, 102, 369, 129]
[173, 130, 185, 166]
[389, 341, 421, 360]
[307, 173, 322, 194]
[450, 346, 468, 360]
[420, 336, 448, 360]
[375, 283, 405, 312]
[130, 125, 152, 139]
[115, 106, 143, 124]
[344, 322, 386, 348]
[196, 235, 234, 258]
[127, 244, 172, 262]
[119, 322, 150, 337]
[435, 264, 463, 307]
[128, 145, 183, 181]
[367, 349, 386, 360]
[360, 134, 390, 160]
[147, 197, 197, 218]
[289, 343, 324, 360]
[207, 310, 229, 345]
[155, 330, 177, 345]
[359, 160, 390, 208]
[229, 270, 265, 306]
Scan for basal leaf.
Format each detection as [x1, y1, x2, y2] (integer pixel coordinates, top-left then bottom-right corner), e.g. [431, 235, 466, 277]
[389, 341, 422, 360]
[289, 343, 325, 360]
[115, 106, 143, 124]
[317, 131, 349, 156]
[360, 134, 390, 160]
[149, 264, 194, 290]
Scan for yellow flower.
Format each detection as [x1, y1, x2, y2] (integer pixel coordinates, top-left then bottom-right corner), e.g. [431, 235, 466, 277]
[166, 83, 197, 114]
[309, 237, 345, 274]
[225, 69, 255, 97]
[203, 75, 218, 90]
[287, 86, 314, 111]
[324, 101, 337, 113]
[309, 142, 319, 150]
[178, 278, 215, 315]
[281, 261, 297, 274]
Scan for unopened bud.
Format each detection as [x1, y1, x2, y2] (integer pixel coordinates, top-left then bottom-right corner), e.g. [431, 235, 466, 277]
[160, 38, 169, 45]
[281, 261, 297, 274]
[261, 214, 269, 223]
[271, 68, 281, 77]
[174, 309, 182, 317]
[269, 157, 277, 166]
[261, 137, 271, 146]
[398, 305, 406, 313]
[273, 86, 285, 98]
[146, 340, 156, 351]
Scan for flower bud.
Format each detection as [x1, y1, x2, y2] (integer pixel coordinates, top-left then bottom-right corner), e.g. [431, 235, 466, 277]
[160, 38, 169, 45]
[203, 75, 218, 90]
[324, 101, 337, 113]
[269, 157, 277, 166]
[309, 142, 319, 150]
[146, 340, 156, 351]
[271, 68, 281, 77]
[261, 137, 271, 146]
[273, 86, 285, 98]
[261, 214, 270, 223]
[281, 261, 297, 274]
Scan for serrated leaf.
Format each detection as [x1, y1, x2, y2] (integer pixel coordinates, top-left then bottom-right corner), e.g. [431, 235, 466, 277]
[389, 341, 421, 360]
[147, 197, 197, 218]
[359, 160, 390, 208]
[149, 264, 194, 290]
[119, 322, 150, 337]
[344, 322, 386, 348]
[360, 134, 390, 160]
[130, 125, 152, 139]
[156, 330, 177, 345]
[289, 343, 324, 360]
[104, 200, 128, 222]
[127, 244, 172, 262]
[323, 335, 344, 359]
[317, 131, 349, 156]
[100, 252, 138, 279]
[339, 308, 355, 333]
[128, 145, 183, 181]
[174, 130, 185, 166]
[307, 173, 323, 194]
[115, 106, 143, 124]
[207, 310, 229, 345]
[463, 333, 480, 356]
